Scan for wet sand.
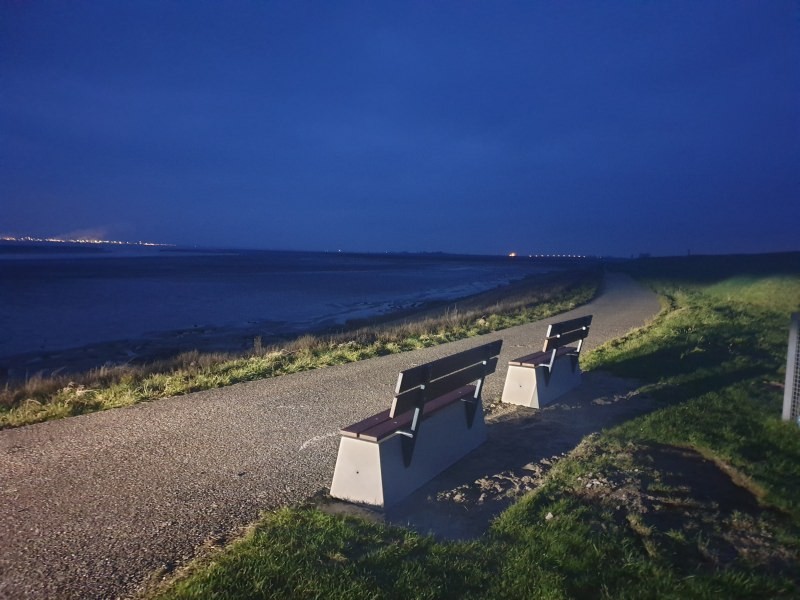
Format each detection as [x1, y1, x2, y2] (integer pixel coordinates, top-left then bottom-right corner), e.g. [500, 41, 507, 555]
[0, 270, 590, 381]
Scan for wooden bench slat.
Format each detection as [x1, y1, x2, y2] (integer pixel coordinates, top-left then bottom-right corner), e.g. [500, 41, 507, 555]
[543, 327, 590, 352]
[395, 340, 502, 393]
[546, 315, 593, 337]
[508, 350, 547, 366]
[359, 385, 476, 442]
[510, 346, 574, 367]
[340, 409, 392, 438]
[390, 356, 498, 418]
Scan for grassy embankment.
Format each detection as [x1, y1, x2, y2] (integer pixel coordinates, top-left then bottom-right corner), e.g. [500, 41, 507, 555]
[0, 270, 600, 429]
[148, 253, 800, 599]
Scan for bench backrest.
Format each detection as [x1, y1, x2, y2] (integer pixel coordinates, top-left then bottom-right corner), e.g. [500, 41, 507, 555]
[390, 340, 502, 419]
[543, 315, 593, 353]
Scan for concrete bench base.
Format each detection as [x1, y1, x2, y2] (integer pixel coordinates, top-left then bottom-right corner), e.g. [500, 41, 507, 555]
[501, 356, 581, 408]
[330, 399, 487, 507]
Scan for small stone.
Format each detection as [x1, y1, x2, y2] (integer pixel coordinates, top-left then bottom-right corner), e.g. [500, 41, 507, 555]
[545, 512, 554, 521]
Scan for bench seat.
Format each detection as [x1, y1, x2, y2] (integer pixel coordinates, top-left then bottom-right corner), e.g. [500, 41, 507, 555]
[341, 385, 476, 442]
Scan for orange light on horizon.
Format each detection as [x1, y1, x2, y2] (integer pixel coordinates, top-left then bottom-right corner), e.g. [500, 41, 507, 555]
[508, 251, 517, 257]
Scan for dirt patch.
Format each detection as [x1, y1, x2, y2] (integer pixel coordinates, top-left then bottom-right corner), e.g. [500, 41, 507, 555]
[434, 455, 559, 506]
[317, 370, 799, 580]
[372, 371, 659, 539]
[320, 372, 798, 580]
[572, 441, 799, 575]
[318, 371, 651, 539]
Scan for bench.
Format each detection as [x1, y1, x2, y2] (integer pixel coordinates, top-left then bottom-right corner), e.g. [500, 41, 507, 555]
[329, 339, 502, 507]
[501, 315, 592, 408]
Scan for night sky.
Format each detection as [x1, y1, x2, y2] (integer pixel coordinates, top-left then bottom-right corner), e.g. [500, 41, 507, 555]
[2, 2, 798, 257]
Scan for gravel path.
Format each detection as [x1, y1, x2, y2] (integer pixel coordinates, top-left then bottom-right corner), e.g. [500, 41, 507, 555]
[0, 273, 660, 599]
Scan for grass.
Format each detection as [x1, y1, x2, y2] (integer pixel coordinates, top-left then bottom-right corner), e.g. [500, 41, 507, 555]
[153, 510, 494, 600]
[583, 255, 800, 519]
[0, 269, 601, 429]
[146, 253, 800, 599]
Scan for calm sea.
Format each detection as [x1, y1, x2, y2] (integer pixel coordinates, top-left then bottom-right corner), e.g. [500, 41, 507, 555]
[0, 245, 555, 361]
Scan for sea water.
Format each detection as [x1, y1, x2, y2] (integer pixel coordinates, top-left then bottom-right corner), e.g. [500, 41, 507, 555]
[0, 245, 554, 360]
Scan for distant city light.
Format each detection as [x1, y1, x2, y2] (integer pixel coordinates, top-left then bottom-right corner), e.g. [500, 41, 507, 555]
[0, 235, 173, 247]
[508, 252, 517, 257]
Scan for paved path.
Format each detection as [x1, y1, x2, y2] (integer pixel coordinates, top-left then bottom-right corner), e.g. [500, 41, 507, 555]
[0, 273, 660, 599]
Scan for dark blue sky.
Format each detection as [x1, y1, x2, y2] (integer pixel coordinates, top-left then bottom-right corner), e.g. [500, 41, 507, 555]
[2, 2, 798, 256]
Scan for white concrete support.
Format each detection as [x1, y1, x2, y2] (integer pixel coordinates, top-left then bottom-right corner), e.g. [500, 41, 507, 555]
[329, 399, 487, 507]
[501, 356, 582, 408]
